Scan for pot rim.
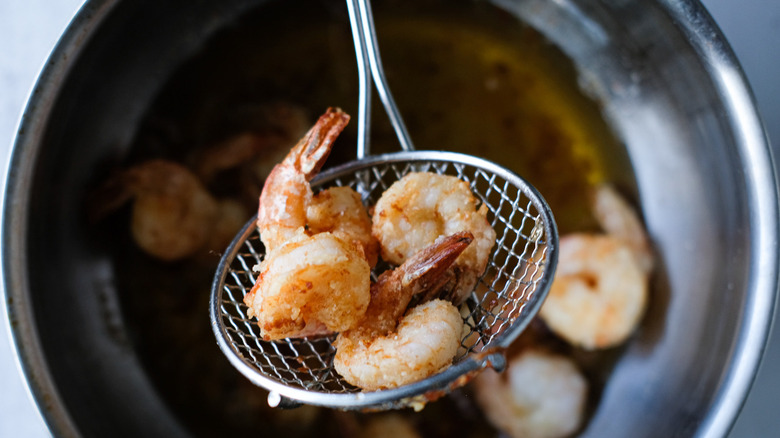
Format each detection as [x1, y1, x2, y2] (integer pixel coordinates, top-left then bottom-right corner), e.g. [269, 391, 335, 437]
[2, 0, 118, 435]
[656, 1, 779, 436]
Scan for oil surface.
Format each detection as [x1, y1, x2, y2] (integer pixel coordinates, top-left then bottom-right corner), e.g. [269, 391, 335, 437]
[109, 0, 634, 436]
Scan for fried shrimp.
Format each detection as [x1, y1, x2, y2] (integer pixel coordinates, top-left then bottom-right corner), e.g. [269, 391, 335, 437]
[592, 184, 653, 273]
[89, 159, 228, 261]
[539, 235, 647, 349]
[335, 300, 462, 391]
[126, 161, 219, 261]
[474, 349, 588, 438]
[333, 233, 472, 391]
[539, 185, 652, 350]
[256, 107, 377, 261]
[256, 108, 349, 252]
[246, 232, 371, 340]
[372, 172, 495, 304]
[307, 186, 378, 267]
[245, 108, 376, 340]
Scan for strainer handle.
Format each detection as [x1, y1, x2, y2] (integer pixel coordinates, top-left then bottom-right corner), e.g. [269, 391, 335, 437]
[347, 0, 415, 159]
[346, 0, 372, 159]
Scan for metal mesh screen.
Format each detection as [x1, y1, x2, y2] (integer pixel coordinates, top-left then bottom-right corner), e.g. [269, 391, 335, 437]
[212, 153, 556, 406]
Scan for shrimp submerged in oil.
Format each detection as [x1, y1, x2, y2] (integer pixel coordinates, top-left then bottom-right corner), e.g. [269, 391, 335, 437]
[244, 108, 377, 341]
[539, 184, 652, 350]
[474, 348, 588, 438]
[89, 159, 248, 261]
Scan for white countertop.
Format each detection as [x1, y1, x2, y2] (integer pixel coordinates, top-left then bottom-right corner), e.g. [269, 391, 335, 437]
[1, 0, 778, 436]
[1, 3, 86, 437]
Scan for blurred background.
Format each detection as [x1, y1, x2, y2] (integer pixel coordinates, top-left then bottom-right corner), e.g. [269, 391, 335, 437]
[1, 0, 777, 436]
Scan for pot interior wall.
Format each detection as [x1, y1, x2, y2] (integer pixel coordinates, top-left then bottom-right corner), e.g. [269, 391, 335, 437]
[507, 1, 752, 435]
[12, 0, 756, 436]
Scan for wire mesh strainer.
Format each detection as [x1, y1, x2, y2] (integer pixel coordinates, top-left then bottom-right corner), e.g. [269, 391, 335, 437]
[209, 0, 557, 411]
[210, 151, 557, 410]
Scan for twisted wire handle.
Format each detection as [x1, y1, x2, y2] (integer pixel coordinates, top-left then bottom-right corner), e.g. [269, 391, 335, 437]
[346, 0, 415, 158]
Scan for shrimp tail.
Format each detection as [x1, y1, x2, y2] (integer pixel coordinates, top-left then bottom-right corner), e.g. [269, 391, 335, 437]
[258, 108, 350, 250]
[359, 232, 473, 336]
[399, 231, 474, 299]
[286, 107, 349, 179]
[333, 234, 473, 390]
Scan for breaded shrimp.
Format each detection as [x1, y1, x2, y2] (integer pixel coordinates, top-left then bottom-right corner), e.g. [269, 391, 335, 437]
[372, 172, 496, 304]
[335, 299, 462, 391]
[539, 184, 651, 349]
[539, 234, 647, 349]
[333, 233, 473, 391]
[246, 232, 371, 340]
[127, 161, 219, 261]
[473, 349, 588, 438]
[246, 108, 376, 340]
[592, 184, 653, 273]
[307, 186, 378, 267]
[256, 108, 348, 253]
[89, 159, 224, 261]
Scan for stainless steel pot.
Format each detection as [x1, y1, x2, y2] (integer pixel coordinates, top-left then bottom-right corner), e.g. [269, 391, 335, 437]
[3, 0, 777, 437]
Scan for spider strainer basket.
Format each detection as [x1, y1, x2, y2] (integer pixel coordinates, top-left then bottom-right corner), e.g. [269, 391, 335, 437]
[210, 150, 558, 410]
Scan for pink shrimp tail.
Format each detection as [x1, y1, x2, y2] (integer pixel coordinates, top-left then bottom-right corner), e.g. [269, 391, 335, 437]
[256, 108, 350, 250]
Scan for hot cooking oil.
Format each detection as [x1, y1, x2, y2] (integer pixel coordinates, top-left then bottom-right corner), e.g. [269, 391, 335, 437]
[116, 1, 636, 436]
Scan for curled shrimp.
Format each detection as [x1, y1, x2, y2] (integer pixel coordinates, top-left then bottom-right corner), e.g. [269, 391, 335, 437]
[539, 235, 647, 349]
[256, 108, 347, 252]
[539, 184, 651, 349]
[245, 108, 377, 340]
[334, 299, 463, 392]
[371, 172, 496, 304]
[246, 231, 371, 340]
[255, 107, 378, 261]
[333, 233, 473, 391]
[89, 159, 247, 261]
[473, 348, 588, 438]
